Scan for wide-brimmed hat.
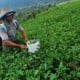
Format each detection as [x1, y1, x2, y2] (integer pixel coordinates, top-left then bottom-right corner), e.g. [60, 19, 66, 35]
[0, 8, 16, 19]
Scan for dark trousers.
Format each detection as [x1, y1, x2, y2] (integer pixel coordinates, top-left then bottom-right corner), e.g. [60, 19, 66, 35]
[0, 37, 2, 51]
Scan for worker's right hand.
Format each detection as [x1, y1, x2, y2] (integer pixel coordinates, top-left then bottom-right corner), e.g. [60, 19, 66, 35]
[18, 44, 27, 49]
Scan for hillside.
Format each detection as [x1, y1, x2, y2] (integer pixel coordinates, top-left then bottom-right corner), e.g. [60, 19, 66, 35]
[0, 0, 80, 79]
[0, 0, 70, 9]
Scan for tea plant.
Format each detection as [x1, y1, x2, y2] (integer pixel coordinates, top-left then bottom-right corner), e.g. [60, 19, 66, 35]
[0, 0, 80, 80]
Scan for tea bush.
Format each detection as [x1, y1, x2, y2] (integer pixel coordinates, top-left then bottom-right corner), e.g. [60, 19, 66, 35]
[0, 0, 80, 80]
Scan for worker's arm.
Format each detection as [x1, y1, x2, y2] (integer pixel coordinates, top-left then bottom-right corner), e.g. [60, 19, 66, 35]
[3, 40, 26, 49]
[15, 20, 28, 43]
[21, 31, 28, 42]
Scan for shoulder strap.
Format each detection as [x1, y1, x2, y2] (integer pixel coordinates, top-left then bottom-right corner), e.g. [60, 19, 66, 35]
[13, 20, 19, 29]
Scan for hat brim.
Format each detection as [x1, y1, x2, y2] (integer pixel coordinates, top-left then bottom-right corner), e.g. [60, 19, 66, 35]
[0, 11, 16, 19]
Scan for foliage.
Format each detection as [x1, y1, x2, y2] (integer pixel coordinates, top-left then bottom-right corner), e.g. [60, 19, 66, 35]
[0, 0, 80, 80]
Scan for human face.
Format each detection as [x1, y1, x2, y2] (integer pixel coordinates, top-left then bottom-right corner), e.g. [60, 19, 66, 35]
[5, 14, 14, 23]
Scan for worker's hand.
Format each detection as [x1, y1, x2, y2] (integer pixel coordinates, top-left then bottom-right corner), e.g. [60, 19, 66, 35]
[18, 44, 27, 49]
[24, 39, 28, 43]
[24, 39, 29, 45]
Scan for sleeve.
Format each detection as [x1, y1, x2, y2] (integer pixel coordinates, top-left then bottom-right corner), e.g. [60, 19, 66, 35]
[14, 20, 24, 32]
[0, 24, 9, 41]
[0, 31, 9, 41]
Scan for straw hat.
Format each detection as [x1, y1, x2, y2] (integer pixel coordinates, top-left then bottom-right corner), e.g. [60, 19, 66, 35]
[0, 8, 16, 19]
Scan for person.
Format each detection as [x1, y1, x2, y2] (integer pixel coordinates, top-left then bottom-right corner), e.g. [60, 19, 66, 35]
[0, 8, 28, 50]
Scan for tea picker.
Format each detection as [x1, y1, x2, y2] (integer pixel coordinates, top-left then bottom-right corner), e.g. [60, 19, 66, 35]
[0, 8, 27, 50]
[0, 8, 40, 52]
